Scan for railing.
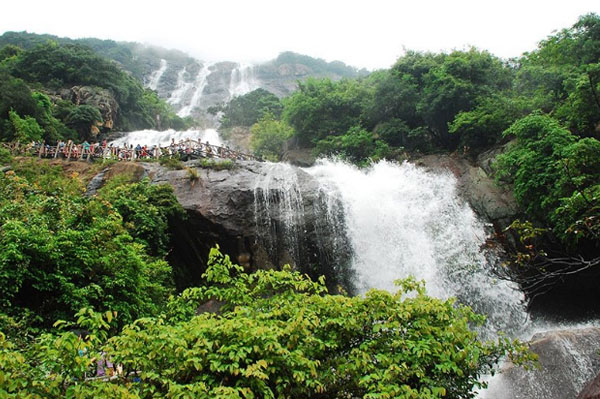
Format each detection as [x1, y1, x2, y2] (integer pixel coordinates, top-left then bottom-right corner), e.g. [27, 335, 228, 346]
[1, 139, 260, 162]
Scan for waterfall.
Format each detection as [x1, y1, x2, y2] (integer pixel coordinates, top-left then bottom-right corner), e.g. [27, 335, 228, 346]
[253, 163, 305, 265]
[252, 162, 353, 288]
[147, 59, 168, 91]
[229, 64, 259, 99]
[110, 128, 223, 147]
[167, 67, 193, 108]
[305, 159, 527, 335]
[178, 63, 214, 117]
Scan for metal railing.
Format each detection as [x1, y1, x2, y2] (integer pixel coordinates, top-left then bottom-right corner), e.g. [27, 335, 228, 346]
[1, 139, 259, 162]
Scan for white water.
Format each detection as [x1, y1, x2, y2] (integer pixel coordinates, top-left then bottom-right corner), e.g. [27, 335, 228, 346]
[147, 59, 167, 91]
[229, 64, 259, 99]
[110, 128, 223, 147]
[178, 63, 214, 117]
[253, 163, 306, 264]
[167, 67, 194, 108]
[305, 159, 527, 335]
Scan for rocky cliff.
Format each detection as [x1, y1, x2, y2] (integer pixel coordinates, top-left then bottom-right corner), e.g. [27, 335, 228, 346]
[141, 161, 354, 292]
[484, 327, 600, 399]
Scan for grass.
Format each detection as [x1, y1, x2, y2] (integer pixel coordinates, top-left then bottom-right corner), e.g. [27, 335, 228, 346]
[197, 158, 235, 170]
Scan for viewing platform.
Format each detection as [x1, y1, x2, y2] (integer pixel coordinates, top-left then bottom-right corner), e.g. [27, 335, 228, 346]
[1, 139, 260, 162]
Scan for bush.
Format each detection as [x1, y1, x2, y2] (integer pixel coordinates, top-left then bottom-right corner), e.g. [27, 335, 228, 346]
[0, 147, 12, 164]
[197, 158, 235, 170]
[250, 113, 294, 161]
[0, 165, 180, 328]
[0, 248, 534, 399]
[159, 156, 184, 170]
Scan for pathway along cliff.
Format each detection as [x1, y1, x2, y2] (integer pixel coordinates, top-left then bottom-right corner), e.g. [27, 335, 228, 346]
[101, 128, 599, 398]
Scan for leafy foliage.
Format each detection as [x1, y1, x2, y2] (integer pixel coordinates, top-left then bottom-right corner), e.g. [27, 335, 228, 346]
[214, 88, 283, 129]
[8, 110, 44, 142]
[494, 114, 600, 252]
[315, 125, 391, 164]
[0, 162, 182, 328]
[64, 105, 103, 139]
[250, 113, 294, 161]
[1, 249, 532, 399]
[283, 77, 367, 146]
[0, 40, 189, 142]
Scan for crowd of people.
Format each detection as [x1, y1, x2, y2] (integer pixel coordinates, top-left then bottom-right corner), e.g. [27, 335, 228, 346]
[9, 138, 255, 161]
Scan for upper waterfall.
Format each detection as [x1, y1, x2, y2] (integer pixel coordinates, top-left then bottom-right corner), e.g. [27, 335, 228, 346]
[147, 59, 168, 91]
[147, 60, 260, 122]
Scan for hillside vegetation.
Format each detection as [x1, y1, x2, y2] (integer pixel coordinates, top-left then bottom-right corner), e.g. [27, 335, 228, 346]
[0, 38, 191, 143]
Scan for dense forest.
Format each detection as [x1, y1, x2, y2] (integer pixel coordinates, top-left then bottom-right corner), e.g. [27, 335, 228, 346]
[1, 13, 599, 399]
[0, 38, 191, 144]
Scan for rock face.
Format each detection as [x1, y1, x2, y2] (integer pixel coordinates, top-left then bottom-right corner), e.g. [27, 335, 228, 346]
[66, 86, 119, 130]
[483, 327, 600, 399]
[144, 161, 353, 292]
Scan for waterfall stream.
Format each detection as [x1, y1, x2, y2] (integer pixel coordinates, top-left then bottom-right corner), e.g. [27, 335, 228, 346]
[305, 159, 527, 335]
[110, 128, 223, 147]
[148, 60, 259, 119]
[147, 59, 167, 91]
[108, 125, 598, 397]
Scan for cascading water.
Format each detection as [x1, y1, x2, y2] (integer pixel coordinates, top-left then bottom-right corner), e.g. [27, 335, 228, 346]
[252, 161, 354, 289]
[253, 163, 306, 265]
[110, 128, 223, 147]
[147, 59, 168, 91]
[167, 67, 193, 108]
[229, 64, 259, 99]
[304, 159, 527, 336]
[178, 63, 214, 117]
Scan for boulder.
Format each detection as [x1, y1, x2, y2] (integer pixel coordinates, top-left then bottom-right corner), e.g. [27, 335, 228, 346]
[483, 327, 600, 399]
[69, 86, 119, 130]
[143, 161, 353, 292]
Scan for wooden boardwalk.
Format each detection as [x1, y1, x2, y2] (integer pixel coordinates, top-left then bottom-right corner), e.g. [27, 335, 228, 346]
[1, 139, 260, 162]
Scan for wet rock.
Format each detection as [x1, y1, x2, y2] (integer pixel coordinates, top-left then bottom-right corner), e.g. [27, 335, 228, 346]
[85, 167, 109, 197]
[144, 161, 353, 292]
[484, 327, 600, 399]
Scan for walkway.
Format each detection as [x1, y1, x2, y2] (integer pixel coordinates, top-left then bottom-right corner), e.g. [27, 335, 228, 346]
[1, 139, 260, 162]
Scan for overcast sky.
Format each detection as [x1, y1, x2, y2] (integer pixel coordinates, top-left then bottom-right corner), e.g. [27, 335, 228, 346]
[2, 0, 599, 70]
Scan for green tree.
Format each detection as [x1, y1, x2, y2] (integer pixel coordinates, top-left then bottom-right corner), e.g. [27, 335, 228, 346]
[8, 110, 43, 142]
[250, 113, 294, 161]
[216, 88, 283, 128]
[552, 138, 600, 246]
[315, 125, 390, 163]
[64, 105, 103, 139]
[449, 94, 531, 153]
[0, 162, 178, 327]
[519, 13, 600, 137]
[283, 78, 366, 146]
[0, 70, 39, 140]
[418, 49, 512, 149]
[494, 114, 576, 219]
[98, 179, 186, 257]
[0, 44, 22, 63]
